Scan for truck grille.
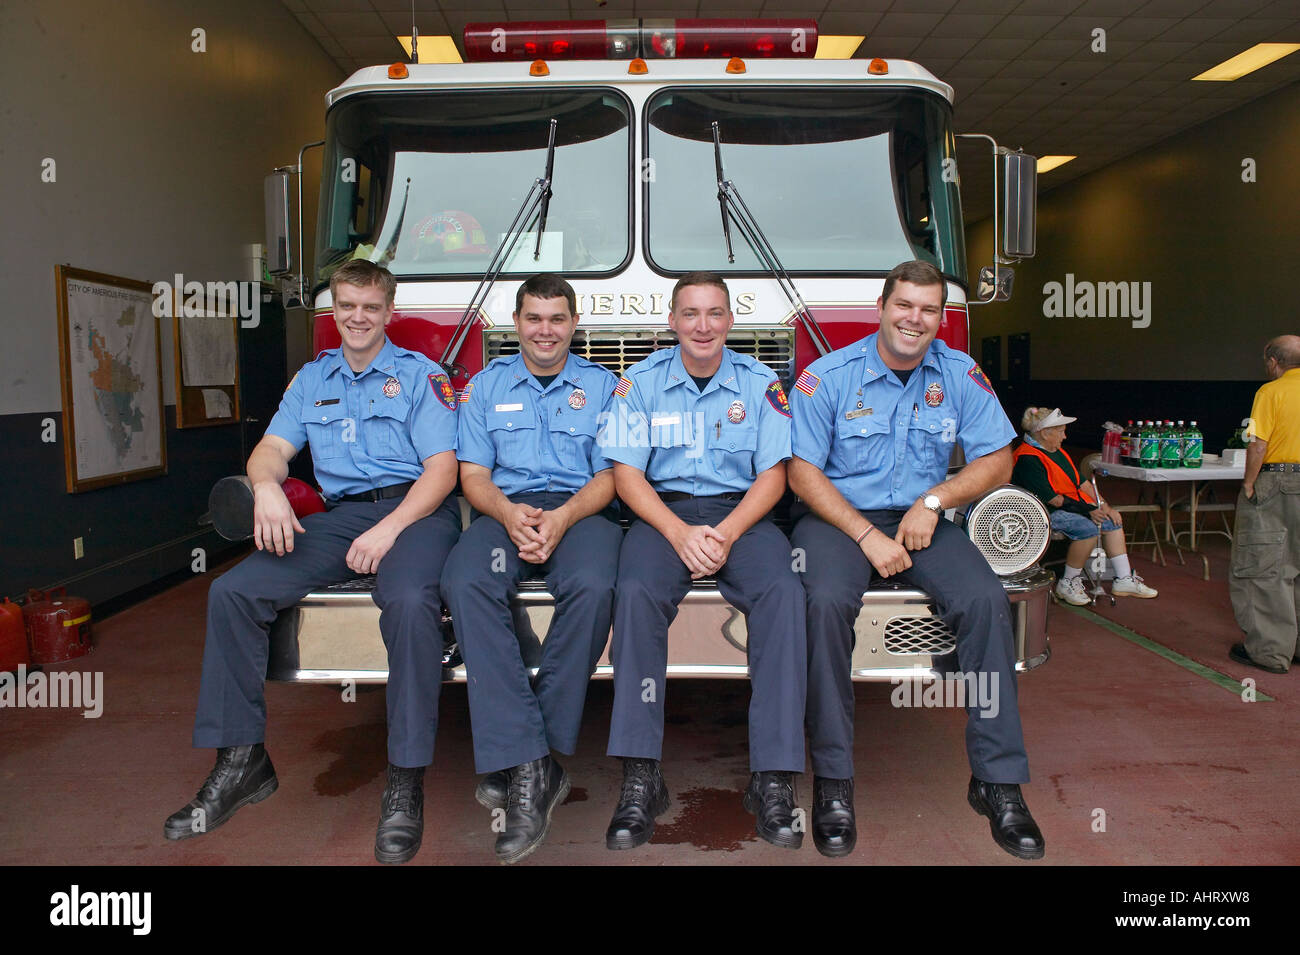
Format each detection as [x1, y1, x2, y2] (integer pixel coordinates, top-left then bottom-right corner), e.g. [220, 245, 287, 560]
[484, 328, 796, 383]
[883, 615, 957, 656]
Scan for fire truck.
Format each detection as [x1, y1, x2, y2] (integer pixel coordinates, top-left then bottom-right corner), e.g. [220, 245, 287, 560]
[258, 18, 1054, 685]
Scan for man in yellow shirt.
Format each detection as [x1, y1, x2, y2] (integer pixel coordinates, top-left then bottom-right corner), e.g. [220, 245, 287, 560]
[1230, 335, 1300, 674]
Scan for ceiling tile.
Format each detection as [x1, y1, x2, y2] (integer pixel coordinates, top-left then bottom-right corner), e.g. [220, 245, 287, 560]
[317, 11, 394, 36]
[1157, 18, 1240, 42]
[1109, 17, 1181, 40]
[910, 36, 982, 59]
[928, 13, 1006, 37]
[992, 14, 1067, 39]
[872, 12, 946, 34]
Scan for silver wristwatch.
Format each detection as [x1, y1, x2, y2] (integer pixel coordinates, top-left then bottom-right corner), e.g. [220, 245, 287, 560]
[921, 493, 943, 514]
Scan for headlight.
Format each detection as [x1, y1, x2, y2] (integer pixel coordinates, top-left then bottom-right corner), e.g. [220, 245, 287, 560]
[956, 485, 1050, 576]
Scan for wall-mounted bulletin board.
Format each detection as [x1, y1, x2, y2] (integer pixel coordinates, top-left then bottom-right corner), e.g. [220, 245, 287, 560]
[171, 288, 241, 429]
[55, 265, 167, 493]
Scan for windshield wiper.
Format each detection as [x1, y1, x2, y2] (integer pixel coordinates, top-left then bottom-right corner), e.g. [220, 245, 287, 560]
[441, 118, 558, 371]
[712, 121, 832, 358]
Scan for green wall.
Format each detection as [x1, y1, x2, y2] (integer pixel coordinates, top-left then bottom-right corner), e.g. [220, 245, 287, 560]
[967, 80, 1299, 382]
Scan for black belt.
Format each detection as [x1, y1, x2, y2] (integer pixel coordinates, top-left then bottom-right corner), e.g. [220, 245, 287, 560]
[338, 481, 414, 503]
[660, 491, 744, 503]
[1261, 463, 1300, 473]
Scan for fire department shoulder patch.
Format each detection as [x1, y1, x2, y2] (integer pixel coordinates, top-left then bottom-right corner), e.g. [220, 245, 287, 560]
[765, 380, 791, 417]
[428, 372, 456, 410]
[968, 364, 996, 396]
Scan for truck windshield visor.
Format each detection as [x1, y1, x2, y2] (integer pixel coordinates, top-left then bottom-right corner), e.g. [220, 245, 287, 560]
[316, 89, 632, 286]
[645, 87, 965, 278]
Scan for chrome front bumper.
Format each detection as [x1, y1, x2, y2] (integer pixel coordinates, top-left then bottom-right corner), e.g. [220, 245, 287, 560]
[266, 566, 1053, 684]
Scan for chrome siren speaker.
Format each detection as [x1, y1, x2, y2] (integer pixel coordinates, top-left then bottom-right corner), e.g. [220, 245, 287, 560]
[959, 485, 1050, 576]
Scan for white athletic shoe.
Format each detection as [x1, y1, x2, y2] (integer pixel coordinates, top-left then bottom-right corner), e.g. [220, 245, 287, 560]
[1054, 575, 1091, 606]
[1112, 574, 1158, 598]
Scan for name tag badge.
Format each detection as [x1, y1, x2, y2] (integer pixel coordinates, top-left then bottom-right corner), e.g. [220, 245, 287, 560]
[651, 415, 681, 428]
[845, 407, 873, 420]
[495, 403, 524, 412]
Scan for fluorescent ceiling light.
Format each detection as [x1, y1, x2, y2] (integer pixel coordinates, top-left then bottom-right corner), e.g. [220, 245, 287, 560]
[816, 35, 865, 59]
[1192, 42, 1300, 81]
[1036, 155, 1076, 173]
[397, 35, 463, 64]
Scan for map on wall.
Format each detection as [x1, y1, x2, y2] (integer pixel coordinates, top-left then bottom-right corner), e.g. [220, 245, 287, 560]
[56, 267, 167, 492]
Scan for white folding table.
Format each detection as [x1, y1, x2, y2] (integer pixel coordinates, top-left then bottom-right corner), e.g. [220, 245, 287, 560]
[1092, 461, 1244, 579]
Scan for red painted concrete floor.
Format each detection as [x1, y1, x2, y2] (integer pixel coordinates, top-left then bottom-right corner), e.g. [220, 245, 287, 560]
[1, 540, 1296, 868]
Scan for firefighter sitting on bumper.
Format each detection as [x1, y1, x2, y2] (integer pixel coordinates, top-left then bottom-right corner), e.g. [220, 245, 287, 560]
[441, 273, 621, 865]
[788, 259, 1046, 861]
[598, 271, 808, 852]
[164, 260, 461, 865]
[1012, 406, 1157, 605]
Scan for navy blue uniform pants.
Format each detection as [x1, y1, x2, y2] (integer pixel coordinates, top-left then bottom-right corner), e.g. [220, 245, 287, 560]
[193, 497, 461, 768]
[792, 510, 1030, 784]
[442, 492, 621, 774]
[606, 497, 807, 773]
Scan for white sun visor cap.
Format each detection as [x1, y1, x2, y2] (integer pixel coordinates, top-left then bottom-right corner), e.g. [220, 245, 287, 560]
[1035, 408, 1078, 430]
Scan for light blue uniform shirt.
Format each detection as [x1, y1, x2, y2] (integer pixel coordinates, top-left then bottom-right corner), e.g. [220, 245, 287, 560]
[599, 346, 792, 496]
[457, 351, 617, 497]
[790, 333, 1014, 510]
[266, 339, 458, 501]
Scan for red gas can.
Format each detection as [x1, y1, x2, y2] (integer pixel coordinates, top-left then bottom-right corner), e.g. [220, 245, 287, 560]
[0, 597, 29, 672]
[22, 587, 93, 664]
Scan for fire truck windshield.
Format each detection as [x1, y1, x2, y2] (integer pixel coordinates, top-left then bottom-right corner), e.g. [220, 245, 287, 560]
[646, 87, 964, 280]
[315, 89, 632, 288]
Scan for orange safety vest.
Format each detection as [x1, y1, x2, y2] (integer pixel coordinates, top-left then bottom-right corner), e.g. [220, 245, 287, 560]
[1013, 443, 1096, 504]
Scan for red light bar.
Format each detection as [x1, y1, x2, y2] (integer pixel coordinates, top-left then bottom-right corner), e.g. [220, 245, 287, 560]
[644, 19, 817, 59]
[464, 20, 638, 61]
[463, 18, 818, 62]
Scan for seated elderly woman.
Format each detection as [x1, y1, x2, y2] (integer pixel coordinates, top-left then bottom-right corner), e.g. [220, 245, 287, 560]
[1012, 407, 1158, 605]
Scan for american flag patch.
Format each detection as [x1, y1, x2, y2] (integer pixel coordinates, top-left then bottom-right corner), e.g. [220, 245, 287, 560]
[795, 369, 821, 397]
[457, 382, 473, 403]
[614, 376, 633, 398]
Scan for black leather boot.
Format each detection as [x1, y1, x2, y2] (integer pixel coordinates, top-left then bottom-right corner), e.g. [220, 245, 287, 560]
[811, 776, 856, 858]
[967, 776, 1046, 860]
[475, 770, 510, 810]
[605, 758, 670, 850]
[163, 744, 278, 841]
[495, 756, 569, 864]
[743, 771, 803, 849]
[375, 765, 425, 864]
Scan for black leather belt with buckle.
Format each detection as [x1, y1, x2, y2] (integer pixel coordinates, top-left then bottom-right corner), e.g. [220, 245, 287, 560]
[1261, 462, 1300, 473]
[338, 481, 414, 503]
[659, 491, 744, 503]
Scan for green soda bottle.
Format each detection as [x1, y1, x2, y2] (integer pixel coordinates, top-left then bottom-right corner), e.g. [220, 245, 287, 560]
[1140, 420, 1159, 468]
[1184, 420, 1203, 468]
[1161, 420, 1181, 468]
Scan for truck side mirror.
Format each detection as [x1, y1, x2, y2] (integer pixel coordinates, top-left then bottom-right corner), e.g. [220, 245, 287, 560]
[1002, 150, 1036, 259]
[264, 170, 292, 276]
[977, 265, 1014, 302]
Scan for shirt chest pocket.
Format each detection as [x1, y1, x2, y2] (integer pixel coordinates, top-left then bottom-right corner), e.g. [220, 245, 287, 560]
[709, 422, 759, 479]
[909, 408, 954, 470]
[550, 411, 598, 472]
[833, 411, 890, 471]
[301, 403, 350, 461]
[362, 397, 411, 459]
[487, 408, 538, 461]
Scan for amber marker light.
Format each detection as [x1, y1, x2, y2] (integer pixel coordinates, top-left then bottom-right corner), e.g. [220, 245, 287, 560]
[1193, 42, 1300, 80]
[387, 62, 409, 79]
[530, 59, 550, 76]
[1036, 155, 1076, 173]
[628, 57, 648, 74]
[867, 57, 889, 75]
[725, 56, 746, 73]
